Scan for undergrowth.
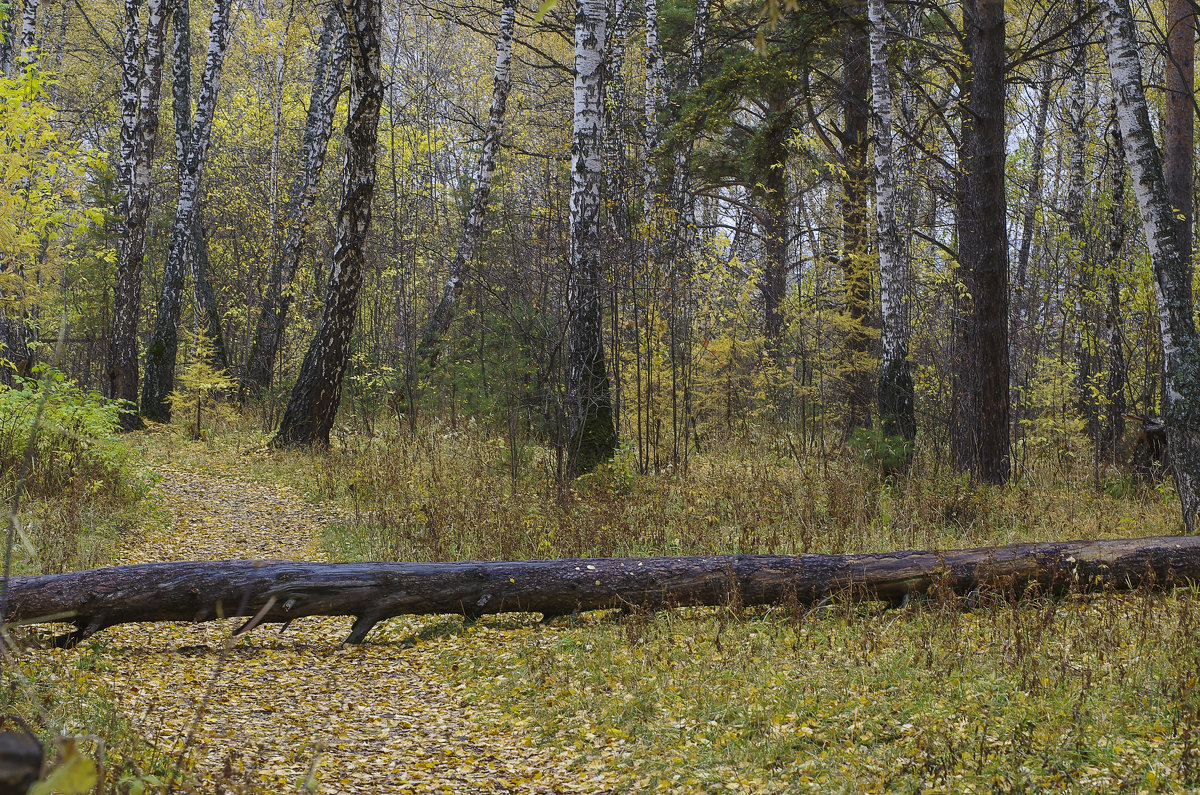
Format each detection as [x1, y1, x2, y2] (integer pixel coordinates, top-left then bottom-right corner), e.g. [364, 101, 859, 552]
[302, 421, 1178, 563]
[20, 409, 1199, 791]
[1, 368, 151, 574]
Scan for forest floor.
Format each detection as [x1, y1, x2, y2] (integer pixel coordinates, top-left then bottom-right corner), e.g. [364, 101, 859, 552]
[18, 420, 1200, 792]
[39, 446, 614, 793]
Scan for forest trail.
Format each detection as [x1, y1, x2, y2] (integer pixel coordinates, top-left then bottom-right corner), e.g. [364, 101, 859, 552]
[56, 463, 609, 794]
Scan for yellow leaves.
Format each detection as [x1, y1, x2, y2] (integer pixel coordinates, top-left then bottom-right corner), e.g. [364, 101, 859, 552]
[31, 739, 97, 795]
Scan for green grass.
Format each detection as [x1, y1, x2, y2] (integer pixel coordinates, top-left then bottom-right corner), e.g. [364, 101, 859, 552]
[295, 418, 1198, 791]
[11, 407, 1197, 792]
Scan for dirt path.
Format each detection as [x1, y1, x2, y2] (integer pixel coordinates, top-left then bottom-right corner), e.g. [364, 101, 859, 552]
[55, 466, 610, 793]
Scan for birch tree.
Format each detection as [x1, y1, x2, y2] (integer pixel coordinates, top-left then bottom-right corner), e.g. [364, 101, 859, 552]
[669, 0, 708, 254]
[867, 0, 914, 441]
[142, 0, 233, 421]
[273, 0, 383, 447]
[417, 0, 517, 365]
[1065, 5, 1098, 443]
[167, 0, 227, 373]
[1, 0, 39, 75]
[566, 0, 616, 476]
[106, 0, 172, 430]
[245, 9, 347, 395]
[1100, 0, 1200, 530]
[643, 0, 663, 208]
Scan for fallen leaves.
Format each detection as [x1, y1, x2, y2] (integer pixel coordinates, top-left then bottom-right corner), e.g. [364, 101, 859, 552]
[50, 466, 612, 793]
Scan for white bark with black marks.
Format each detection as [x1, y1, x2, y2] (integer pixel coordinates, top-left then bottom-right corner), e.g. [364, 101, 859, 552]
[418, 0, 517, 365]
[1101, 0, 1200, 530]
[273, 0, 383, 447]
[245, 10, 347, 395]
[669, 0, 708, 253]
[107, 0, 171, 429]
[142, 0, 233, 421]
[643, 0, 663, 209]
[566, 0, 616, 475]
[868, 0, 915, 440]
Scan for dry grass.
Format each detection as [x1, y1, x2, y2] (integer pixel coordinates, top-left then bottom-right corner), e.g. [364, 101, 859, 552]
[9, 410, 1199, 792]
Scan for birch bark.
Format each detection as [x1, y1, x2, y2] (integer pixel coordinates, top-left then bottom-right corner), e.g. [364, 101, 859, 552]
[1065, 9, 1098, 443]
[1013, 65, 1052, 315]
[273, 0, 383, 447]
[245, 9, 347, 395]
[669, 0, 708, 252]
[1103, 103, 1127, 458]
[417, 0, 517, 365]
[868, 0, 915, 441]
[106, 0, 172, 430]
[643, 0, 663, 209]
[566, 0, 617, 476]
[166, 0, 227, 374]
[1101, 0, 1200, 529]
[142, 0, 233, 421]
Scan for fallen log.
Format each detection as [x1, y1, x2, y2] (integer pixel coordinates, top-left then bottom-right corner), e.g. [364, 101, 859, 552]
[5, 535, 1200, 647]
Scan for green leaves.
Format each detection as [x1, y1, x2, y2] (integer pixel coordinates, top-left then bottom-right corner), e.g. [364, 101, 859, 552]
[533, 0, 557, 23]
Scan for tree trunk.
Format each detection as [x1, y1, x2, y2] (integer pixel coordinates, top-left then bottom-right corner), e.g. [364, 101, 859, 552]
[668, 0, 709, 254]
[840, 0, 872, 429]
[1101, 0, 1200, 530]
[417, 0, 516, 366]
[106, 0, 172, 431]
[1166, 0, 1194, 259]
[566, 0, 617, 476]
[142, 0, 232, 421]
[1014, 65, 1052, 324]
[10, 536, 1200, 647]
[166, 1, 228, 374]
[1066, 7, 1099, 445]
[1103, 102, 1128, 459]
[755, 92, 790, 352]
[244, 10, 347, 396]
[868, 0, 915, 441]
[642, 0, 663, 209]
[272, 0, 383, 448]
[955, 0, 1010, 484]
[3, 0, 38, 75]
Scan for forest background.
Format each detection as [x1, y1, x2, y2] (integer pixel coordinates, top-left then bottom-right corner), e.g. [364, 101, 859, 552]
[5, 0, 1200, 789]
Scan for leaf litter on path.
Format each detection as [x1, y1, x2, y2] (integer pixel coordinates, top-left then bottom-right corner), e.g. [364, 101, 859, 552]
[50, 466, 613, 793]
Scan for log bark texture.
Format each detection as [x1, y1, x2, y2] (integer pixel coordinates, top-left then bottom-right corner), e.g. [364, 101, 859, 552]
[7, 536, 1200, 647]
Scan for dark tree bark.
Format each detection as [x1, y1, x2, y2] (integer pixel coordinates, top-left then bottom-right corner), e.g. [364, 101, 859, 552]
[245, 10, 347, 396]
[840, 0, 873, 428]
[107, 0, 172, 430]
[273, 0, 383, 448]
[417, 0, 517, 366]
[1165, 0, 1194, 259]
[1103, 103, 1128, 459]
[1102, 0, 1200, 530]
[756, 91, 791, 352]
[10, 536, 1200, 647]
[142, 0, 232, 421]
[954, 0, 1010, 484]
[566, 0, 617, 476]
